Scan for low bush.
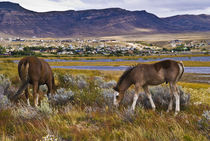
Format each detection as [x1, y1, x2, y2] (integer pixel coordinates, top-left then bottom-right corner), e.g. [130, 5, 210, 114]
[38, 97, 53, 116]
[12, 103, 39, 120]
[51, 88, 74, 105]
[198, 110, 210, 138]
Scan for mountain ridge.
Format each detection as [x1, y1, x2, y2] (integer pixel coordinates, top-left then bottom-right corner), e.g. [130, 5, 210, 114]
[0, 2, 210, 37]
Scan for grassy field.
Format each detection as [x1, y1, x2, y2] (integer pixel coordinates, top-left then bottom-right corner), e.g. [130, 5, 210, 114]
[0, 56, 209, 141]
[101, 32, 210, 41]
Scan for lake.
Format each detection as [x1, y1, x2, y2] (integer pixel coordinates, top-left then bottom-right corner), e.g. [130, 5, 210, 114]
[52, 66, 210, 74]
[45, 56, 210, 62]
[13, 56, 210, 74]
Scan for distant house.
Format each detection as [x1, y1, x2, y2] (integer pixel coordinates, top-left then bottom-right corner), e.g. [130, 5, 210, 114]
[18, 47, 24, 51]
[33, 50, 41, 53]
[50, 48, 58, 53]
[170, 40, 182, 47]
[12, 38, 25, 42]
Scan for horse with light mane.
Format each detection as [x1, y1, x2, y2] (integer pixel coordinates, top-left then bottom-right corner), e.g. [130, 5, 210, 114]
[113, 60, 184, 115]
[12, 56, 55, 106]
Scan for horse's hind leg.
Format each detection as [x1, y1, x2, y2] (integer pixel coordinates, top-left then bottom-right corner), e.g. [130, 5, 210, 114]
[143, 85, 156, 111]
[33, 81, 39, 107]
[175, 84, 180, 114]
[167, 83, 174, 112]
[25, 86, 30, 106]
[170, 82, 180, 115]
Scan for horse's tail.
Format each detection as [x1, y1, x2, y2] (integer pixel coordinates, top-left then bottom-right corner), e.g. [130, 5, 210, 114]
[176, 61, 184, 82]
[52, 75, 56, 92]
[12, 60, 30, 101]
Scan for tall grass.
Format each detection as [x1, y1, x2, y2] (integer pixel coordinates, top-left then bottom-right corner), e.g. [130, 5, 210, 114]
[0, 73, 209, 140]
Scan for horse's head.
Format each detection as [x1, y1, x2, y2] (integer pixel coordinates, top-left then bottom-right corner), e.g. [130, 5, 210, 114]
[113, 86, 124, 107]
[113, 66, 135, 107]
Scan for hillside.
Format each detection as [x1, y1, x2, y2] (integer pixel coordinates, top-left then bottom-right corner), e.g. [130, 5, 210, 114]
[0, 2, 210, 37]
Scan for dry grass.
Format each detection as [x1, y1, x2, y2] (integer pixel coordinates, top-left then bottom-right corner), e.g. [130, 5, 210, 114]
[0, 57, 209, 140]
[0, 91, 209, 141]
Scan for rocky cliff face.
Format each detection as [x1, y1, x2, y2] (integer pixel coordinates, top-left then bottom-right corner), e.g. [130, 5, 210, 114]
[0, 2, 210, 37]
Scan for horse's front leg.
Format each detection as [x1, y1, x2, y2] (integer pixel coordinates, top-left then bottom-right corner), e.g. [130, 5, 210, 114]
[46, 82, 53, 100]
[33, 81, 39, 107]
[143, 85, 156, 111]
[25, 86, 30, 106]
[131, 85, 140, 111]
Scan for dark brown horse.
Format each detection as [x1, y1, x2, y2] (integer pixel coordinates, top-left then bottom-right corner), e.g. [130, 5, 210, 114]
[12, 56, 55, 106]
[113, 60, 184, 115]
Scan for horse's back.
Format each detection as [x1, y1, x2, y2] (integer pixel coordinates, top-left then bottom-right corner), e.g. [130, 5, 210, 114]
[133, 60, 181, 85]
[18, 57, 41, 80]
[154, 60, 181, 83]
[18, 56, 53, 84]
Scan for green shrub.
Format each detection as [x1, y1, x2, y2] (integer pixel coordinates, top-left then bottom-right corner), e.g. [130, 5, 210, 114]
[38, 97, 53, 115]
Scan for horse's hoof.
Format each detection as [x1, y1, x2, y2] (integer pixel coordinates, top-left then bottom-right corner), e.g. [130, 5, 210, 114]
[130, 108, 135, 111]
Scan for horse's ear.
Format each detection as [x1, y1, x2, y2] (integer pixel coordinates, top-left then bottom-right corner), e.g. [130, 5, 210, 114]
[113, 86, 119, 92]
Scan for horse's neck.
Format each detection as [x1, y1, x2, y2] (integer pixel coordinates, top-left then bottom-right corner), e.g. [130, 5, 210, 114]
[118, 79, 132, 92]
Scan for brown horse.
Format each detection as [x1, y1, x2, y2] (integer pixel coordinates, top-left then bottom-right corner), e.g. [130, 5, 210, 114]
[12, 56, 55, 106]
[113, 60, 184, 115]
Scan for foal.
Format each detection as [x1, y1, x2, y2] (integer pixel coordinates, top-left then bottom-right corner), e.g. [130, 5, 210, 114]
[13, 56, 55, 106]
[113, 60, 184, 115]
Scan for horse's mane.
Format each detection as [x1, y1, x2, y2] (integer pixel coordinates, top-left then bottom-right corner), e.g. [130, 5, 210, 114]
[117, 64, 137, 86]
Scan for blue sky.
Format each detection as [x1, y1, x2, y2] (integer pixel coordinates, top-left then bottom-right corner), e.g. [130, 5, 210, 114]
[1, 0, 210, 17]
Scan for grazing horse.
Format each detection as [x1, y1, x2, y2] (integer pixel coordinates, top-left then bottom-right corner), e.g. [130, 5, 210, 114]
[12, 56, 55, 106]
[113, 60, 184, 115]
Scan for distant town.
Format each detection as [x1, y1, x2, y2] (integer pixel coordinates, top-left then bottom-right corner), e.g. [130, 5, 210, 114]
[0, 37, 209, 57]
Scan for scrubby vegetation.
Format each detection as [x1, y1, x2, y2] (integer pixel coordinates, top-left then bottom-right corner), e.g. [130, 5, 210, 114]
[0, 72, 209, 141]
[0, 56, 209, 140]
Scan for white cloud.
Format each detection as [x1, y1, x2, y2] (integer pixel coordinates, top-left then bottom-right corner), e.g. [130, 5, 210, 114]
[1, 0, 85, 12]
[0, 0, 210, 17]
